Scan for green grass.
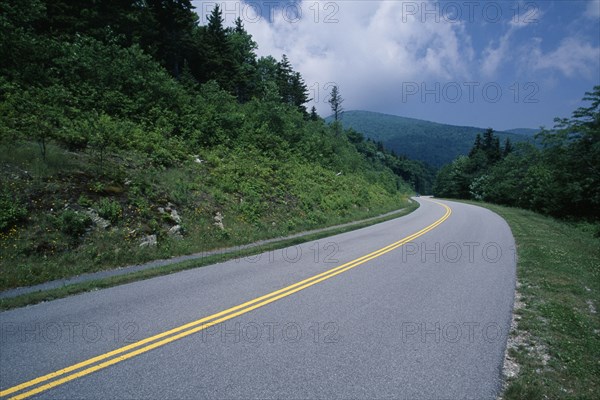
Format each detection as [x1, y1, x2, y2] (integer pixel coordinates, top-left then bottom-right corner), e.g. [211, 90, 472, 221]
[0, 201, 418, 310]
[461, 201, 600, 400]
[0, 141, 412, 292]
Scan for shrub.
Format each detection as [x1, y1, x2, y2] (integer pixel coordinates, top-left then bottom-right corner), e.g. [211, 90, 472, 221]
[58, 209, 92, 237]
[96, 198, 122, 223]
[77, 195, 93, 207]
[0, 192, 27, 231]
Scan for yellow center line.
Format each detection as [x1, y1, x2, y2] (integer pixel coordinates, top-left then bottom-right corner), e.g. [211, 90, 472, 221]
[2, 199, 451, 400]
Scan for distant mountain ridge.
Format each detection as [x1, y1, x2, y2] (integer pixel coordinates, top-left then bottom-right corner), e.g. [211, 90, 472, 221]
[504, 128, 540, 136]
[327, 111, 537, 167]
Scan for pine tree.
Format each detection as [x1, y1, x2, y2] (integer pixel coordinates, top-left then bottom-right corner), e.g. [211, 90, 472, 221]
[469, 133, 482, 157]
[204, 5, 236, 91]
[491, 136, 502, 163]
[503, 138, 513, 157]
[290, 72, 309, 114]
[228, 17, 258, 102]
[482, 128, 494, 152]
[275, 55, 309, 113]
[277, 55, 294, 104]
[309, 106, 319, 121]
[147, 0, 197, 77]
[329, 85, 344, 122]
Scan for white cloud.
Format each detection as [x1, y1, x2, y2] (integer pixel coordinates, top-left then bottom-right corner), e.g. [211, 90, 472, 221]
[479, 5, 544, 79]
[528, 37, 600, 78]
[203, 0, 475, 114]
[480, 31, 513, 79]
[193, 0, 598, 124]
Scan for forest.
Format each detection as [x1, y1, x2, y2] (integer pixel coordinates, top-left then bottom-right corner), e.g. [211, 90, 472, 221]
[0, 0, 424, 288]
[434, 86, 600, 222]
[331, 110, 531, 169]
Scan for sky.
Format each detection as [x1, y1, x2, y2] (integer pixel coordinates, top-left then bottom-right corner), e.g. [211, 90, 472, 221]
[193, 0, 600, 130]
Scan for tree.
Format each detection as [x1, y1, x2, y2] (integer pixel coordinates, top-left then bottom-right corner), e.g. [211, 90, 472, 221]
[328, 85, 344, 136]
[503, 138, 513, 157]
[482, 128, 494, 150]
[309, 106, 319, 121]
[328, 85, 344, 122]
[469, 133, 482, 157]
[536, 85, 600, 218]
[146, 0, 198, 77]
[13, 86, 67, 161]
[88, 113, 126, 173]
[491, 136, 501, 163]
[290, 71, 309, 114]
[202, 4, 236, 91]
[228, 17, 258, 102]
[275, 55, 309, 113]
[277, 54, 294, 103]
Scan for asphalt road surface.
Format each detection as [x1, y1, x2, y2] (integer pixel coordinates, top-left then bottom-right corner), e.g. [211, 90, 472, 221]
[0, 197, 517, 399]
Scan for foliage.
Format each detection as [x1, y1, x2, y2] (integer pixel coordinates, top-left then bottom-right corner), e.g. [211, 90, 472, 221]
[330, 111, 534, 168]
[0, 0, 422, 290]
[328, 85, 344, 122]
[434, 86, 600, 221]
[96, 198, 122, 224]
[57, 209, 92, 238]
[0, 190, 27, 231]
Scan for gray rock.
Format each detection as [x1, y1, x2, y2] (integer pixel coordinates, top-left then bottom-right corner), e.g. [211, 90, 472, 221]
[139, 234, 157, 248]
[170, 209, 182, 224]
[84, 208, 111, 229]
[168, 225, 182, 236]
[214, 212, 224, 230]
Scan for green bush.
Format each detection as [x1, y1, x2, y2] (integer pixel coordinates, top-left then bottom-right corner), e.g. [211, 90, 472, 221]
[77, 195, 93, 207]
[96, 198, 122, 224]
[0, 192, 27, 231]
[57, 209, 92, 237]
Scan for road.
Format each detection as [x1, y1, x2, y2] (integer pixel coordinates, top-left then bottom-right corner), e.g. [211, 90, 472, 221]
[0, 198, 516, 399]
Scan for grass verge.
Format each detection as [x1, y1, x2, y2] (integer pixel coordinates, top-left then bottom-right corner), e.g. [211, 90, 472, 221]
[1, 141, 411, 291]
[0, 201, 418, 311]
[460, 200, 599, 400]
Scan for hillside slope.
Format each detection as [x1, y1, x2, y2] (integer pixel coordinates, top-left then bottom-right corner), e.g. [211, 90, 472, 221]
[329, 111, 535, 167]
[0, 1, 417, 290]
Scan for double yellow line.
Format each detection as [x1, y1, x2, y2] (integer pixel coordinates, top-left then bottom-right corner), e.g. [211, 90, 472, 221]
[1, 200, 451, 400]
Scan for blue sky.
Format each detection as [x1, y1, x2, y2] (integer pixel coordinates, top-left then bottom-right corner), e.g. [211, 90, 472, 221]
[194, 1, 600, 130]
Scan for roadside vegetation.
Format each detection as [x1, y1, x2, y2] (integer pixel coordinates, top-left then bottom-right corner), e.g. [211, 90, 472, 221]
[465, 201, 599, 399]
[434, 87, 599, 224]
[0, 1, 419, 291]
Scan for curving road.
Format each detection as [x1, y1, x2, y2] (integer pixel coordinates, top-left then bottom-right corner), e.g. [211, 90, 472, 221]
[0, 198, 516, 399]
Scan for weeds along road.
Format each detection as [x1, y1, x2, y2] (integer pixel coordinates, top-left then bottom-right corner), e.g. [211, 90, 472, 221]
[0, 198, 516, 399]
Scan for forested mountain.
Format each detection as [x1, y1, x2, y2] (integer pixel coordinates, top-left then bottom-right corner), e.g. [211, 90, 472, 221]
[0, 0, 424, 289]
[434, 87, 600, 222]
[328, 111, 534, 167]
[504, 128, 539, 137]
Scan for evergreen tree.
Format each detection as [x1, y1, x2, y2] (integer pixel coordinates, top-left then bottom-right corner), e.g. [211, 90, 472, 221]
[228, 17, 258, 102]
[469, 133, 482, 157]
[491, 136, 502, 163]
[482, 128, 494, 152]
[309, 106, 319, 121]
[277, 55, 294, 104]
[503, 137, 513, 157]
[276, 55, 309, 113]
[146, 0, 198, 77]
[203, 5, 236, 91]
[329, 85, 344, 122]
[290, 72, 309, 114]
